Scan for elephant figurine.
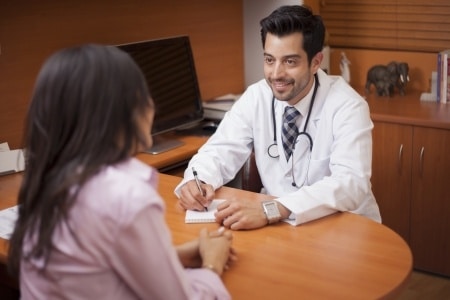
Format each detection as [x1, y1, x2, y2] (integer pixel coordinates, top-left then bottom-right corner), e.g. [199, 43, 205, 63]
[365, 61, 410, 96]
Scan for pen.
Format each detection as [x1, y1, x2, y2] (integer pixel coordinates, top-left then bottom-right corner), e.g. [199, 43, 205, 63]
[192, 167, 207, 211]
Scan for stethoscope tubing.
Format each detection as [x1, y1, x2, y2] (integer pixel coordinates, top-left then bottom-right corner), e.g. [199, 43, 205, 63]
[267, 73, 319, 158]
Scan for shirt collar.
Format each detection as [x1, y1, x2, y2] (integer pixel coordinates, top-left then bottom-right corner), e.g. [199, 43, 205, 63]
[293, 76, 316, 117]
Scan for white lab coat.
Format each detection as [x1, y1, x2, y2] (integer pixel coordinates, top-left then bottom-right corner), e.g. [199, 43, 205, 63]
[175, 69, 381, 225]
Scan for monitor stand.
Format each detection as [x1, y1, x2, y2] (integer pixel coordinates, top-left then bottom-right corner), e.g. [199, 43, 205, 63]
[144, 135, 184, 155]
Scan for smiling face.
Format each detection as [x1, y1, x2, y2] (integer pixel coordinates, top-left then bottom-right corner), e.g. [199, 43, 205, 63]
[263, 32, 322, 105]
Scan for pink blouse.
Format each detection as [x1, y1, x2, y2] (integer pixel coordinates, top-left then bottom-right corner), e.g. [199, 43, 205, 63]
[20, 158, 230, 300]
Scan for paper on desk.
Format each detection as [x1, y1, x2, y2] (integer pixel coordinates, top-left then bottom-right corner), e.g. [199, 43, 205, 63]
[0, 149, 25, 175]
[213, 93, 241, 101]
[202, 100, 235, 112]
[0, 205, 18, 240]
[185, 199, 225, 223]
[0, 142, 11, 152]
[202, 93, 241, 110]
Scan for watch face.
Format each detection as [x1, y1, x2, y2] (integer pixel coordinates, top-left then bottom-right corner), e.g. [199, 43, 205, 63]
[265, 202, 278, 215]
[263, 201, 281, 223]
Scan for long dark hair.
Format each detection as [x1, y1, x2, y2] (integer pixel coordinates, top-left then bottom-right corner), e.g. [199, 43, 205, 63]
[8, 44, 153, 277]
[260, 5, 325, 65]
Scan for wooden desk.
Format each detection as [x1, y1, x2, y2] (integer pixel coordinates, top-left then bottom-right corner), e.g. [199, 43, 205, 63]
[160, 174, 412, 300]
[136, 132, 208, 170]
[0, 171, 412, 299]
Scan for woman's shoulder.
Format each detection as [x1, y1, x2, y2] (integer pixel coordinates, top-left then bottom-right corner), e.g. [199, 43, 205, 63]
[77, 158, 162, 224]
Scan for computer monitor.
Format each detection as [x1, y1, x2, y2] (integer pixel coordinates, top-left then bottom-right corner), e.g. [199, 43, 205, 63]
[116, 36, 203, 154]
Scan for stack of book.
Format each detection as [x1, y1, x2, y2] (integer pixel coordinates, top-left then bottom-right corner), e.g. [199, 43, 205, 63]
[437, 49, 450, 103]
[202, 93, 241, 120]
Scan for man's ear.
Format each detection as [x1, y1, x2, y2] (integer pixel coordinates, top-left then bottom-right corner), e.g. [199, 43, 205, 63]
[311, 52, 323, 73]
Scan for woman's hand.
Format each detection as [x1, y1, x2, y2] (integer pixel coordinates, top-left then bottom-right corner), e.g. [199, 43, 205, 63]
[176, 239, 202, 268]
[176, 227, 237, 274]
[199, 227, 236, 276]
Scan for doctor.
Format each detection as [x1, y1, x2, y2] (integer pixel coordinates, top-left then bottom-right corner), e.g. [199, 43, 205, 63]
[174, 5, 381, 230]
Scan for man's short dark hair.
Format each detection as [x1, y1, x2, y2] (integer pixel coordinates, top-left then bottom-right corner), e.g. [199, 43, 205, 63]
[260, 5, 325, 65]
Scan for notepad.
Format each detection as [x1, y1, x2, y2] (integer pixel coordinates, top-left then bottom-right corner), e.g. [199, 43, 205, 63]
[185, 199, 225, 223]
[0, 205, 18, 240]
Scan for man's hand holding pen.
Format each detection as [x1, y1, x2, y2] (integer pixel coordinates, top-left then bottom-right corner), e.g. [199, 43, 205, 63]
[192, 167, 207, 211]
[178, 168, 215, 211]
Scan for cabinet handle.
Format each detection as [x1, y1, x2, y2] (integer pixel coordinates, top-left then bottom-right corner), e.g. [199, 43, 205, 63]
[419, 146, 425, 176]
[398, 144, 403, 173]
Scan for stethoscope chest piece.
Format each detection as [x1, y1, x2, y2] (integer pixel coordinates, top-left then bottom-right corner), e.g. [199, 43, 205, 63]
[267, 143, 279, 158]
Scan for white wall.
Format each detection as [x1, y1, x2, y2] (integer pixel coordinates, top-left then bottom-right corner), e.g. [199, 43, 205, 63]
[243, 0, 302, 87]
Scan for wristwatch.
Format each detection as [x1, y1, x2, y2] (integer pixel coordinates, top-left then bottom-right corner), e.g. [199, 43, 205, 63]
[262, 200, 281, 224]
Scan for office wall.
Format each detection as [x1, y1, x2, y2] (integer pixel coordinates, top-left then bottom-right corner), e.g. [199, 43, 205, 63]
[0, 1, 244, 149]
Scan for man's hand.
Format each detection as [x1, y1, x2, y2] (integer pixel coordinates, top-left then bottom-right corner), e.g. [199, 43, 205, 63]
[214, 197, 270, 230]
[179, 180, 215, 211]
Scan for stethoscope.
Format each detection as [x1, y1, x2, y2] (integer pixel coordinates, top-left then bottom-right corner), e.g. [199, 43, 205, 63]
[267, 73, 319, 187]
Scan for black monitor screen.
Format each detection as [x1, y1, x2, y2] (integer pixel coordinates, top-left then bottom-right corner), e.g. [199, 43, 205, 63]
[116, 36, 203, 136]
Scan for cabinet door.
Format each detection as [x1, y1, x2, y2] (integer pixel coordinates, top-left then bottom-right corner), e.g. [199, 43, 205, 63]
[372, 122, 413, 242]
[410, 127, 450, 276]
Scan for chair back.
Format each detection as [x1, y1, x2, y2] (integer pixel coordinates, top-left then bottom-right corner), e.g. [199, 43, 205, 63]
[240, 151, 263, 193]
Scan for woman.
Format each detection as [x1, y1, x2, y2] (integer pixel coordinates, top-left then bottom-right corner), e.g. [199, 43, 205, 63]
[8, 44, 235, 299]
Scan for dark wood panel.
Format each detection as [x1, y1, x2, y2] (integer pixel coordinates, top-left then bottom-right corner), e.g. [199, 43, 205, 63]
[0, 0, 244, 149]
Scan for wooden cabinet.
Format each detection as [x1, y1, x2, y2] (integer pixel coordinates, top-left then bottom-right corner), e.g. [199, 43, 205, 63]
[372, 122, 412, 243]
[410, 127, 450, 276]
[368, 91, 450, 277]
